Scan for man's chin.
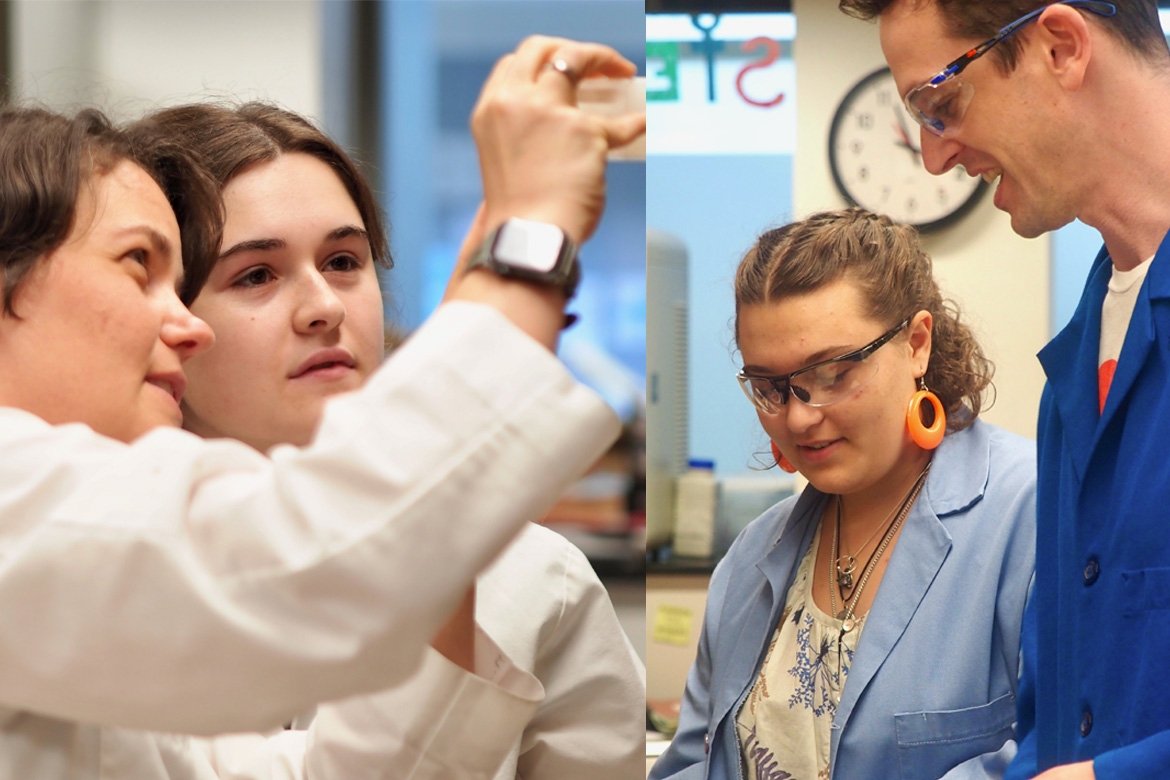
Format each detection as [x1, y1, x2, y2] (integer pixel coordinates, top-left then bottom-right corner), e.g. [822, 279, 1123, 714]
[1008, 210, 1071, 240]
[1000, 188, 1076, 238]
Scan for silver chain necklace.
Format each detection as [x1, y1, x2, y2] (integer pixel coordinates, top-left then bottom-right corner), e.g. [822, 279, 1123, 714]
[829, 461, 931, 635]
[834, 496, 901, 594]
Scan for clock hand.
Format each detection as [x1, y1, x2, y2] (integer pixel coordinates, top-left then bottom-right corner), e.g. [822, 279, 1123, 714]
[894, 136, 919, 154]
[892, 110, 922, 165]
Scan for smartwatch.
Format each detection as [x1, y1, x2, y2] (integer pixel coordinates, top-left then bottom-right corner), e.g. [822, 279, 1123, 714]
[466, 217, 580, 299]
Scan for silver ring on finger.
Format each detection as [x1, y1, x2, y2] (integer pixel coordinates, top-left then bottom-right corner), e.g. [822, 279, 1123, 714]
[546, 56, 580, 86]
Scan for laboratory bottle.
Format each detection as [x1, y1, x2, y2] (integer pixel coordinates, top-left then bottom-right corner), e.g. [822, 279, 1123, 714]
[673, 459, 717, 558]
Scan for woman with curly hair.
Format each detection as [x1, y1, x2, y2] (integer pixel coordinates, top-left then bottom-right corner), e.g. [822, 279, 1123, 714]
[652, 208, 1036, 780]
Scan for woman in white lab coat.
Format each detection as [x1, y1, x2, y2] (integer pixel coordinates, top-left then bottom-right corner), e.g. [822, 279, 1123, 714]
[0, 36, 644, 778]
[140, 98, 647, 779]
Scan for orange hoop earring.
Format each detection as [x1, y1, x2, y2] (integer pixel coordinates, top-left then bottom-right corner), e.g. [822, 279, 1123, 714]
[771, 441, 798, 473]
[906, 381, 946, 450]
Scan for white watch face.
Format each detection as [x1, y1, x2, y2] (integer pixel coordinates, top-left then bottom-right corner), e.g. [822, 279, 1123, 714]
[829, 67, 986, 231]
[494, 219, 565, 272]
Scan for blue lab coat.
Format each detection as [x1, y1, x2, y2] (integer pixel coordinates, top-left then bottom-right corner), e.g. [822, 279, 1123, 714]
[1009, 234, 1170, 778]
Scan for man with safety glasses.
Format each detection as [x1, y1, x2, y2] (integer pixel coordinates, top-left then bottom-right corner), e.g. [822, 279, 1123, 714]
[840, 1, 1170, 778]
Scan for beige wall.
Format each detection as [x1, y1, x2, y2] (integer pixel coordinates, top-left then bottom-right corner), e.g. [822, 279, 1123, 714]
[793, 0, 1048, 440]
[10, 0, 321, 121]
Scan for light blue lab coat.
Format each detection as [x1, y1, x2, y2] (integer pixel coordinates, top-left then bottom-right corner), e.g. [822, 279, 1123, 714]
[652, 421, 1036, 780]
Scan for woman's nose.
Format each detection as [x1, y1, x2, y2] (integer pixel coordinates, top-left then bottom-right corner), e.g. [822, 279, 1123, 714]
[161, 294, 215, 360]
[292, 271, 347, 334]
[783, 396, 823, 435]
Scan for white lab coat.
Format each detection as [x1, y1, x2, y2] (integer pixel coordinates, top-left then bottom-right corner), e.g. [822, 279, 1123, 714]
[274, 523, 648, 780]
[478, 523, 645, 779]
[0, 302, 619, 778]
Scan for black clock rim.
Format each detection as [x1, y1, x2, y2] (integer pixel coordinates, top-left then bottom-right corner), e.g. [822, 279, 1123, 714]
[827, 65, 988, 234]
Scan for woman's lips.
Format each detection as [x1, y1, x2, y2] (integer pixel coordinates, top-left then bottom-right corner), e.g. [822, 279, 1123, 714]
[291, 362, 356, 382]
[797, 439, 841, 464]
[289, 347, 357, 380]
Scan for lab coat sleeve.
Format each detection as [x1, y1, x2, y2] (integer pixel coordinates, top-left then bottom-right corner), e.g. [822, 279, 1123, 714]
[190, 732, 307, 780]
[511, 540, 646, 779]
[193, 628, 542, 779]
[1092, 731, 1170, 778]
[0, 301, 618, 736]
[302, 632, 543, 780]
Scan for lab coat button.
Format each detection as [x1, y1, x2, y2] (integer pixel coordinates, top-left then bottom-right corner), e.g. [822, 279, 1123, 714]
[1083, 557, 1099, 586]
[1080, 708, 1093, 737]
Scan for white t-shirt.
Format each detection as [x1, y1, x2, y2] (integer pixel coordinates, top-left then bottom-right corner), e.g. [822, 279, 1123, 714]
[1099, 256, 1152, 412]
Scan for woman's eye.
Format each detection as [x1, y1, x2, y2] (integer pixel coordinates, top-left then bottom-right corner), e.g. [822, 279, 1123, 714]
[324, 253, 362, 273]
[812, 363, 852, 389]
[123, 248, 150, 269]
[233, 267, 274, 288]
[123, 249, 150, 282]
[829, 365, 857, 387]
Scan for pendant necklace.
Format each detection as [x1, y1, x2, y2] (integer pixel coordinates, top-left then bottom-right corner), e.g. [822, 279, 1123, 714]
[834, 496, 902, 594]
[829, 460, 931, 636]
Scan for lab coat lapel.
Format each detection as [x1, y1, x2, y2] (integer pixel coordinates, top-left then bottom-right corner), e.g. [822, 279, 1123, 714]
[830, 425, 996, 744]
[1038, 247, 1113, 483]
[756, 491, 822, 613]
[1095, 235, 1170, 436]
[831, 497, 951, 735]
[711, 491, 821, 729]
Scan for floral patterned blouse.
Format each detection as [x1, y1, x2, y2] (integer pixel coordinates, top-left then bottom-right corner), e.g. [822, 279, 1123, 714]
[735, 533, 868, 780]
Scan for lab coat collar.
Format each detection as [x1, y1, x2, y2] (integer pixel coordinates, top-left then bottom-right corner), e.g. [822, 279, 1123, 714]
[758, 421, 992, 559]
[749, 425, 992, 764]
[1039, 231, 1170, 480]
[830, 424, 993, 757]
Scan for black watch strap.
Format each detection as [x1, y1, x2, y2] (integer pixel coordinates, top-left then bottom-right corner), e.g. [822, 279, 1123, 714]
[467, 218, 580, 299]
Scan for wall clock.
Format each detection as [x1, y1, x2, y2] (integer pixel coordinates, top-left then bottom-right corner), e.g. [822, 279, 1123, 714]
[828, 66, 986, 232]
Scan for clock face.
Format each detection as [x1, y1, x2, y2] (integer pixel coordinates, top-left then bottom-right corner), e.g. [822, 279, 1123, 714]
[828, 67, 987, 232]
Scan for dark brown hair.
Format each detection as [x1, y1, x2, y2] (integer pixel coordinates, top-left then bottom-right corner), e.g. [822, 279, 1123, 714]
[734, 208, 993, 432]
[130, 102, 391, 305]
[0, 106, 221, 315]
[839, 0, 1167, 71]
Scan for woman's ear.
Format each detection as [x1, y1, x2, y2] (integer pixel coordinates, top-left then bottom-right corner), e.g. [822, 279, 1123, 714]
[907, 309, 933, 376]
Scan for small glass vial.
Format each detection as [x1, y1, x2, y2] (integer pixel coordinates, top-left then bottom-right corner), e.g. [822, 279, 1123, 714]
[577, 77, 647, 161]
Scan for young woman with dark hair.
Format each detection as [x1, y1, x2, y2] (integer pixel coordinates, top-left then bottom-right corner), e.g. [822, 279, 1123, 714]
[135, 99, 645, 779]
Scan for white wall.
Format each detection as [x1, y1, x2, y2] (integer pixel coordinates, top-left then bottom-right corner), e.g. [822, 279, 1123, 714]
[793, 0, 1049, 440]
[11, 0, 321, 122]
